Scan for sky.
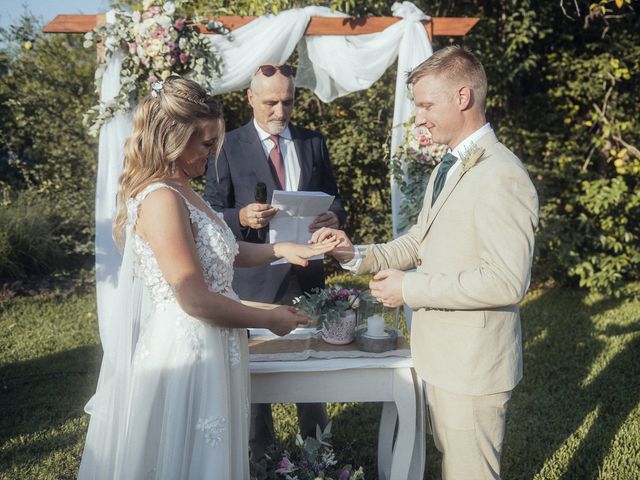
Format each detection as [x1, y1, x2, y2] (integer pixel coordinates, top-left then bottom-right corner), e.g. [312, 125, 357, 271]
[0, 0, 111, 32]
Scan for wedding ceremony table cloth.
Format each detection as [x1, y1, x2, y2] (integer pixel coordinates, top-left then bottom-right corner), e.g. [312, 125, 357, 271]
[249, 328, 426, 480]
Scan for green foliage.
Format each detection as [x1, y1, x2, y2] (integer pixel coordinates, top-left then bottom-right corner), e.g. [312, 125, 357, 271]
[0, 15, 97, 278]
[114, 0, 390, 16]
[293, 77, 395, 243]
[0, 192, 66, 278]
[408, 0, 640, 295]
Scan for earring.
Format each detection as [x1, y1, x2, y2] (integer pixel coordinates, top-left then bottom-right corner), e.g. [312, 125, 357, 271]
[170, 160, 176, 175]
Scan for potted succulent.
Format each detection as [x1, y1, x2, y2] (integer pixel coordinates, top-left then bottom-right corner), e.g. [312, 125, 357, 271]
[294, 286, 361, 345]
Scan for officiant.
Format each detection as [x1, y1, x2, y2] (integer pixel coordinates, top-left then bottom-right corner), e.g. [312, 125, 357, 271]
[204, 63, 346, 459]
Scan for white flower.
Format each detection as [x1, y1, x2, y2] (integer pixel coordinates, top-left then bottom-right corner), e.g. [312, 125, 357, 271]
[156, 14, 173, 30]
[321, 450, 338, 467]
[150, 80, 164, 97]
[163, 1, 176, 15]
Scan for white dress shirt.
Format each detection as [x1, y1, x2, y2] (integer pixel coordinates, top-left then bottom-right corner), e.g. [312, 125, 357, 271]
[444, 123, 492, 183]
[341, 123, 494, 272]
[253, 119, 301, 191]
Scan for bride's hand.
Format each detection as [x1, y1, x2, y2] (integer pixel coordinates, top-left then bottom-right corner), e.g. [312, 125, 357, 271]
[274, 238, 340, 267]
[267, 306, 309, 336]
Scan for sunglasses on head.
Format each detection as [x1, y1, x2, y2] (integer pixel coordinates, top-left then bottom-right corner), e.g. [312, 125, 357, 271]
[256, 64, 294, 78]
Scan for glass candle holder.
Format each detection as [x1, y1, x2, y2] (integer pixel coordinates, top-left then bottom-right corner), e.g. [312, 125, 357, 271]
[357, 290, 399, 338]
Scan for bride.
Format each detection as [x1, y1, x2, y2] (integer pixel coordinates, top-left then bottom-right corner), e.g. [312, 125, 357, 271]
[78, 76, 337, 479]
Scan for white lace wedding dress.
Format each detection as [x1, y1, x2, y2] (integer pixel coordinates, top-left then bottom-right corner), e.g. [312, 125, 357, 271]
[78, 183, 250, 479]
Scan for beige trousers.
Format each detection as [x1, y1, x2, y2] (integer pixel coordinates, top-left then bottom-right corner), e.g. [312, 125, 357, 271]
[426, 383, 512, 480]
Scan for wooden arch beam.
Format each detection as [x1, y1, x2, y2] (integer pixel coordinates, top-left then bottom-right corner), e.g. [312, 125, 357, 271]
[43, 14, 479, 39]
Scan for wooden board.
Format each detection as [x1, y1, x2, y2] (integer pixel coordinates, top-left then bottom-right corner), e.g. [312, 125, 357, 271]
[43, 14, 479, 39]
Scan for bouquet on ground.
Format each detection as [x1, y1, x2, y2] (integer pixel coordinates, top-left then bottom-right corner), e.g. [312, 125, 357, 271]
[293, 286, 361, 330]
[250, 422, 365, 480]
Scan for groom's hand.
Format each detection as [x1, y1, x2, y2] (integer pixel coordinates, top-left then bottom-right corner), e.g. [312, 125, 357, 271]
[370, 269, 405, 308]
[309, 228, 355, 264]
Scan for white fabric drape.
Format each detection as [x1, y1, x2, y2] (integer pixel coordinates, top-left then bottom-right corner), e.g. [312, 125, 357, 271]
[95, 10, 133, 346]
[95, 2, 432, 338]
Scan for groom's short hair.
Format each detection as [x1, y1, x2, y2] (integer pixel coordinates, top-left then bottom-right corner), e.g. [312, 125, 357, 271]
[408, 46, 487, 111]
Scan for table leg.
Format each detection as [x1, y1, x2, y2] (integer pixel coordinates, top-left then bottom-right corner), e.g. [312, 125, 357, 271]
[378, 401, 396, 480]
[389, 368, 417, 480]
[408, 370, 426, 479]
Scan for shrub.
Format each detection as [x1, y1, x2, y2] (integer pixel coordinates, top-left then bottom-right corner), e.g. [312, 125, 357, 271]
[0, 193, 67, 278]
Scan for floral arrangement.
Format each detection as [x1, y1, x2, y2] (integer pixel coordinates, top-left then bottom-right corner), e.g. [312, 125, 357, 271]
[390, 116, 448, 233]
[250, 422, 365, 480]
[83, 0, 229, 136]
[294, 286, 360, 329]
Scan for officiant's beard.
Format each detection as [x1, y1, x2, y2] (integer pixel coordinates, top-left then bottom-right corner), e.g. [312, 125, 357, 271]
[266, 120, 288, 135]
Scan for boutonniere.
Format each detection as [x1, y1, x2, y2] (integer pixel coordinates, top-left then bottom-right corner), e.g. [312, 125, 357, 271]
[460, 143, 485, 173]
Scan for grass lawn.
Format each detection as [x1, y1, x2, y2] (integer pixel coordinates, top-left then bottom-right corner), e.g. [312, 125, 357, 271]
[1, 278, 639, 479]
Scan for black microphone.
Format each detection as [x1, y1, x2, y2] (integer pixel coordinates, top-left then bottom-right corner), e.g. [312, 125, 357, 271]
[255, 182, 267, 204]
[254, 182, 268, 242]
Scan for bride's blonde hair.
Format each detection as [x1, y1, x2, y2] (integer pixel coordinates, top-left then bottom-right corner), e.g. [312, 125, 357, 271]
[113, 76, 224, 247]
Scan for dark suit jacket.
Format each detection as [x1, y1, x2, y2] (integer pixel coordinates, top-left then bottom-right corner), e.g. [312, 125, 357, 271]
[204, 120, 346, 303]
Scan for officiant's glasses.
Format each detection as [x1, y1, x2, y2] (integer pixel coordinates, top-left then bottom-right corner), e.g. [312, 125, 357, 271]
[256, 64, 294, 78]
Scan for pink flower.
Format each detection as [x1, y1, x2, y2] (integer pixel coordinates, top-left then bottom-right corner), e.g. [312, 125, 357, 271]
[150, 6, 161, 14]
[174, 18, 185, 31]
[128, 42, 137, 54]
[168, 54, 177, 65]
[418, 134, 432, 147]
[152, 28, 166, 39]
[179, 52, 189, 64]
[147, 75, 158, 84]
[275, 456, 296, 474]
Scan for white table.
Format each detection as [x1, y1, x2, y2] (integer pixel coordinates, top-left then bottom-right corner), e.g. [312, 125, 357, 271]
[250, 355, 426, 480]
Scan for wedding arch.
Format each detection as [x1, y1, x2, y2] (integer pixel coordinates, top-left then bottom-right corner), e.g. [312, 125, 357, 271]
[44, 3, 478, 331]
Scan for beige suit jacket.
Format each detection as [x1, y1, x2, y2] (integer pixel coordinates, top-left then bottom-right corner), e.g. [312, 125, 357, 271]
[357, 131, 539, 395]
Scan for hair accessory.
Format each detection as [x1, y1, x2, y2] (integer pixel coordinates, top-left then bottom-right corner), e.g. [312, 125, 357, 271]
[151, 80, 164, 98]
[170, 160, 176, 175]
[256, 64, 294, 78]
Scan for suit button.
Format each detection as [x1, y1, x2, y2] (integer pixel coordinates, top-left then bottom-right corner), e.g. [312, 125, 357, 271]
[417, 259, 422, 266]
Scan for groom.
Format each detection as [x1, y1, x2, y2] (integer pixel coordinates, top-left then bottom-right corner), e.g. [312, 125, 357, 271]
[312, 47, 539, 479]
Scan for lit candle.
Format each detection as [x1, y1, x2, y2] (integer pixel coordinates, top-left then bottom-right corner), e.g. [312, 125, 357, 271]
[366, 314, 386, 337]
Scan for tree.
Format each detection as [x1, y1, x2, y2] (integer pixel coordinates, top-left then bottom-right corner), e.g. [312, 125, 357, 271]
[0, 14, 97, 277]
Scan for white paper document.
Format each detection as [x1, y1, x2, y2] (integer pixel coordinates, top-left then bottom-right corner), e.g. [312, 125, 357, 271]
[269, 190, 335, 265]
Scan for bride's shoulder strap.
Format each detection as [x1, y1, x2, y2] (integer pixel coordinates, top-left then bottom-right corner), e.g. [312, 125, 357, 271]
[127, 182, 188, 225]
